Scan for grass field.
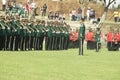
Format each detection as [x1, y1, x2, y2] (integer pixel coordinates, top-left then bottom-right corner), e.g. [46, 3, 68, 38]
[0, 48, 120, 80]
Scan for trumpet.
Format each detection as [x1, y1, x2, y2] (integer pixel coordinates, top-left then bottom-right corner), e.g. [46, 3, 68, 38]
[0, 22, 5, 29]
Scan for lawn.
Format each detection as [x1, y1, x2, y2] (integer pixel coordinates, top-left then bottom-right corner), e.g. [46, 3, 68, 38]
[0, 48, 120, 80]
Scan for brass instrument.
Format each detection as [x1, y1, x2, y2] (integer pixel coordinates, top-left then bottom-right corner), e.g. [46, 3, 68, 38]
[20, 22, 31, 33]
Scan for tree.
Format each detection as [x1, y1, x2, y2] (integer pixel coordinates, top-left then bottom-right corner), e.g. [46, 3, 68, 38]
[101, 0, 116, 21]
[79, 0, 89, 18]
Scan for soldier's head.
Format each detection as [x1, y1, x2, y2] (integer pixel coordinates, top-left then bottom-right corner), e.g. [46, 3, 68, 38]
[109, 27, 113, 32]
[36, 19, 40, 24]
[0, 16, 5, 20]
[80, 18, 85, 23]
[96, 27, 100, 31]
[16, 16, 20, 20]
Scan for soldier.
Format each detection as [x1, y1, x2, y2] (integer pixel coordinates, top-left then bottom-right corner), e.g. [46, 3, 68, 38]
[20, 19, 27, 51]
[113, 29, 119, 51]
[35, 20, 44, 50]
[2, 16, 11, 50]
[117, 28, 120, 50]
[54, 21, 61, 50]
[85, 27, 94, 50]
[106, 27, 114, 51]
[13, 16, 23, 51]
[45, 21, 53, 50]
[64, 23, 70, 50]
[0, 16, 6, 50]
[4, 16, 16, 51]
[8, 16, 20, 51]
[59, 22, 65, 50]
[94, 28, 101, 52]
[26, 19, 35, 50]
[78, 18, 85, 55]
[38, 20, 46, 50]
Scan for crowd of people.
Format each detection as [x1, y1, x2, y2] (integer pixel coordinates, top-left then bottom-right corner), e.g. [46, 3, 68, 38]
[1, 0, 41, 18]
[0, 15, 70, 51]
[69, 7, 100, 24]
[69, 25, 120, 52]
[48, 11, 66, 21]
[69, 7, 82, 21]
[1, 0, 120, 53]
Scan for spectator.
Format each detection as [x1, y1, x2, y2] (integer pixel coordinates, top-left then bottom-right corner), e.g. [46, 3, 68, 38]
[55, 11, 59, 19]
[25, 2, 31, 16]
[48, 10, 54, 20]
[2, 0, 7, 11]
[71, 8, 76, 21]
[89, 9, 95, 23]
[113, 10, 119, 22]
[86, 7, 90, 21]
[77, 7, 82, 21]
[42, 3, 47, 16]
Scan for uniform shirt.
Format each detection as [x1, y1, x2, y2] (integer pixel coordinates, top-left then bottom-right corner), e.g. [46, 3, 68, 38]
[78, 23, 85, 40]
[73, 32, 78, 41]
[85, 31, 94, 41]
[114, 11, 119, 17]
[95, 31, 101, 42]
[107, 32, 114, 42]
[69, 32, 73, 41]
[115, 33, 120, 42]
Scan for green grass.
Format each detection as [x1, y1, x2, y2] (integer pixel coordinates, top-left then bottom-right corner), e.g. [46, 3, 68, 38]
[0, 48, 120, 80]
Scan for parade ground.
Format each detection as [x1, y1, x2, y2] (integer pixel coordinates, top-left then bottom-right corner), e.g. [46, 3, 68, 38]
[0, 48, 120, 80]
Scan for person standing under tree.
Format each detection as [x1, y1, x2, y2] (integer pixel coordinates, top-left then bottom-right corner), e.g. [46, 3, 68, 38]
[78, 18, 85, 55]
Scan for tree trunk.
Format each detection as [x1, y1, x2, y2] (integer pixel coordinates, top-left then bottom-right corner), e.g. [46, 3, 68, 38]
[82, 6, 85, 18]
[100, 7, 108, 22]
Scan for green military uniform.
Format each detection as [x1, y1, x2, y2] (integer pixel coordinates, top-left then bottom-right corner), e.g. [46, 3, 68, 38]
[63, 25, 70, 50]
[46, 24, 53, 50]
[95, 28, 101, 52]
[0, 19, 6, 50]
[78, 20, 85, 55]
[36, 21, 45, 50]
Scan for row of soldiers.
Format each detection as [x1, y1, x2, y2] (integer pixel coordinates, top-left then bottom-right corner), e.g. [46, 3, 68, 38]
[69, 27, 102, 52]
[45, 21, 70, 50]
[0, 16, 70, 51]
[85, 27, 102, 52]
[106, 27, 120, 51]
